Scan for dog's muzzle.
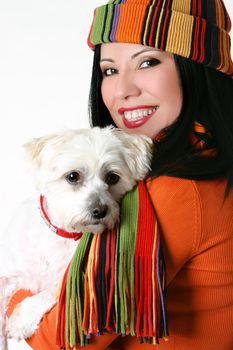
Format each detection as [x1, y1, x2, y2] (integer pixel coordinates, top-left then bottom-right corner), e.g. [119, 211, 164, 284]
[91, 204, 108, 220]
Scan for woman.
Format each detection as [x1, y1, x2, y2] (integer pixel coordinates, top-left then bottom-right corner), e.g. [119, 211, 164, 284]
[8, 0, 233, 349]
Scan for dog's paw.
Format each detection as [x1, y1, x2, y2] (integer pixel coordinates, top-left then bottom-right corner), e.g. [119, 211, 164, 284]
[6, 298, 42, 340]
[7, 311, 39, 340]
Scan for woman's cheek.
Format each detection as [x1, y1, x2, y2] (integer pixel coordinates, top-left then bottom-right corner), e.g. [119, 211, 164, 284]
[101, 82, 112, 110]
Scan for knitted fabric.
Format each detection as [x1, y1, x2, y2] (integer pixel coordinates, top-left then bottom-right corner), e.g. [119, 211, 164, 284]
[190, 120, 217, 156]
[87, 0, 233, 75]
[56, 181, 167, 349]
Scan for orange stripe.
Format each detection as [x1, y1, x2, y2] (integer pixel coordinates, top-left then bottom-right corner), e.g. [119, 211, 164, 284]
[217, 29, 224, 72]
[225, 35, 233, 74]
[218, 31, 230, 73]
[82, 273, 90, 335]
[116, 4, 147, 43]
[215, 0, 224, 30]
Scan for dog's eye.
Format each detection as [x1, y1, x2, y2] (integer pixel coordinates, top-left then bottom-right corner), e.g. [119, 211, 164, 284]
[105, 172, 120, 185]
[66, 171, 81, 184]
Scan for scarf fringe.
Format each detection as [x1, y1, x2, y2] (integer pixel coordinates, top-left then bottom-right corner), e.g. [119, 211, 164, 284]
[56, 181, 168, 348]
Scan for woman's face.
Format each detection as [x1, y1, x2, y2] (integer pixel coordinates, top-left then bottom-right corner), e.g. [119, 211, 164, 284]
[100, 43, 183, 138]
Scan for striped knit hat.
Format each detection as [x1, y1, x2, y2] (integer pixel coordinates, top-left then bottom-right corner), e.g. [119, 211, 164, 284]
[87, 0, 233, 75]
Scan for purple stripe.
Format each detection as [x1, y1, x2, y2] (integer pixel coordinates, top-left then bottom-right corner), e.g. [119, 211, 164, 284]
[156, 236, 168, 336]
[110, 5, 120, 42]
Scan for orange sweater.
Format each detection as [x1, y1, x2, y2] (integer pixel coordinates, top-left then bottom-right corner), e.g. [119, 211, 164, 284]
[8, 176, 233, 350]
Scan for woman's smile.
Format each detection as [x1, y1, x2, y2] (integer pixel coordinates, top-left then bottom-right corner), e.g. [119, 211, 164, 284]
[118, 105, 159, 128]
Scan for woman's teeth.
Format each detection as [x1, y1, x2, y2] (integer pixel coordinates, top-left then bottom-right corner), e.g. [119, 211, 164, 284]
[124, 107, 158, 121]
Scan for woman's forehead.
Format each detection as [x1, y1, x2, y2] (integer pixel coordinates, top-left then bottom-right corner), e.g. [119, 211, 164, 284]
[100, 42, 171, 60]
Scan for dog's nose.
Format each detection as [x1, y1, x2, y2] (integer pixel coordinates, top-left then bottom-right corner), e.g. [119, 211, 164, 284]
[92, 205, 108, 219]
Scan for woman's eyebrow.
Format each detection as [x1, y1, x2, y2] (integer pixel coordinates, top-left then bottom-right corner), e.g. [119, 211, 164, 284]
[100, 48, 160, 63]
[100, 58, 114, 63]
[131, 48, 160, 59]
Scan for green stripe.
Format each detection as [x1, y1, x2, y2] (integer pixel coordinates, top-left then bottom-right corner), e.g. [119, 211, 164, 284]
[115, 185, 138, 334]
[103, 5, 115, 43]
[66, 232, 93, 346]
[90, 6, 107, 45]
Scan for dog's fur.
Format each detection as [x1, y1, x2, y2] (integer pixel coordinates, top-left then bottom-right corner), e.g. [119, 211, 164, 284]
[0, 126, 152, 349]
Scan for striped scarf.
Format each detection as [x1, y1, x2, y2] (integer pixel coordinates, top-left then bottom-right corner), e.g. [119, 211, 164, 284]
[56, 181, 168, 349]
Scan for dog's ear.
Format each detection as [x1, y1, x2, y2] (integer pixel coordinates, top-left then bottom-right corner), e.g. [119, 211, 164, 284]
[23, 133, 57, 169]
[112, 128, 154, 180]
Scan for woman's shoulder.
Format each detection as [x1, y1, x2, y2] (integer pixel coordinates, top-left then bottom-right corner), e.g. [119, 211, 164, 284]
[146, 175, 230, 207]
[145, 175, 232, 232]
[146, 176, 202, 255]
[145, 176, 232, 283]
[146, 176, 202, 220]
[146, 175, 198, 201]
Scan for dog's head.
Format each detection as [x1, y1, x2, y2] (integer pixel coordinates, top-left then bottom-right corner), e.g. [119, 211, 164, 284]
[24, 127, 153, 233]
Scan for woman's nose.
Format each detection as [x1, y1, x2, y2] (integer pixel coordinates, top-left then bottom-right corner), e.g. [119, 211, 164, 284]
[114, 72, 140, 100]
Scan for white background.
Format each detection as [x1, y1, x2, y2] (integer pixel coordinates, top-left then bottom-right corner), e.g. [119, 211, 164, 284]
[0, 1, 232, 349]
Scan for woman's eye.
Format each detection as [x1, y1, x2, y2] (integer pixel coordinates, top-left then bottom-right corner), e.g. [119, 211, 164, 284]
[139, 58, 160, 69]
[102, 68, 118, 77]
[65, 171, 81, 184]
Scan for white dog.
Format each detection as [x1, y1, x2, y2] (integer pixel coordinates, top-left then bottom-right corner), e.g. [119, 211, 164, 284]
[0, 126, 152, 349]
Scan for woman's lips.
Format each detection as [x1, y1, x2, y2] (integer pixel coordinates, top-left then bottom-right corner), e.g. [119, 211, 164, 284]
[118, 106, 158, 129]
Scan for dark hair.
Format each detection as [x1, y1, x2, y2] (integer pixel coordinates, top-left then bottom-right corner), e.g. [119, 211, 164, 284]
[88, 45, 233, 193]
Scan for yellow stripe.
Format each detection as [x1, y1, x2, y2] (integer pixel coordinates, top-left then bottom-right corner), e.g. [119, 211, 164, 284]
[155, 8, 165, 47]
[87, 236, 97, 332]
[217, 31, 230, 73]
[215, 0, 224, 30]
[172, 0, 191, 15]
[165, 11, 194, 57]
